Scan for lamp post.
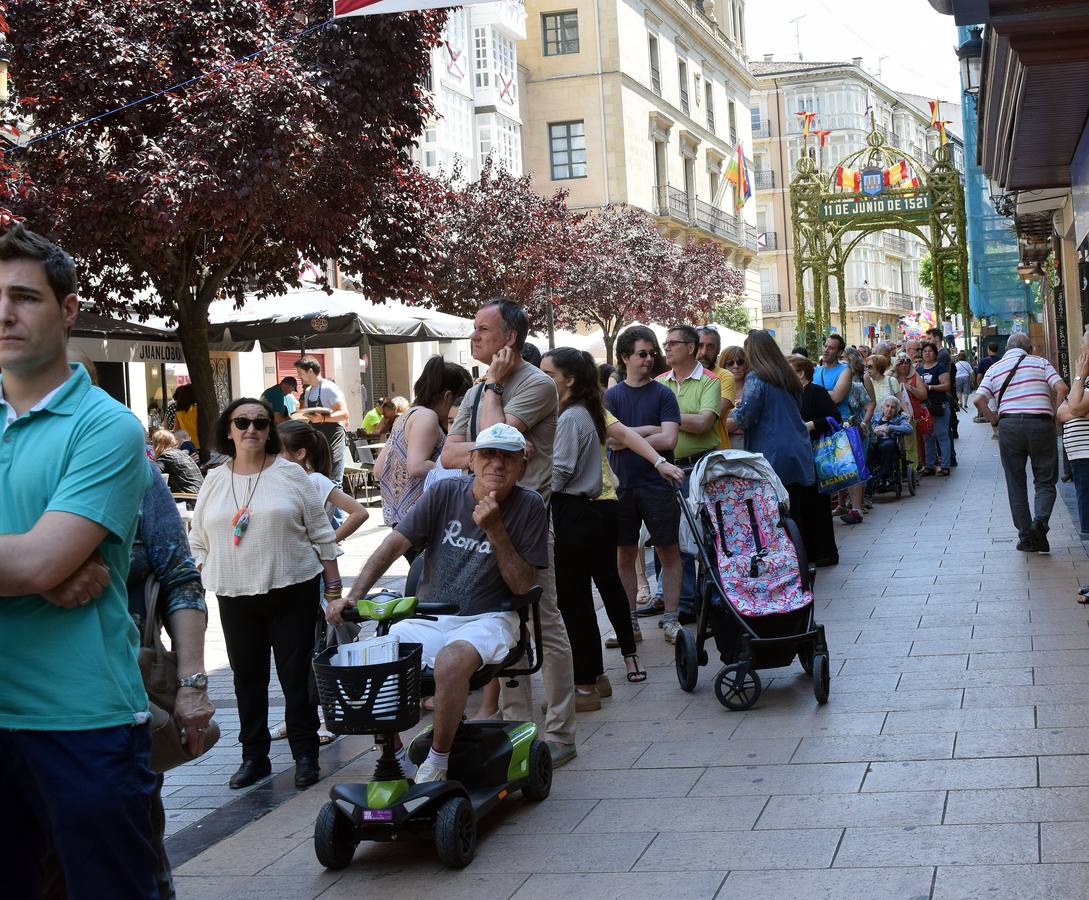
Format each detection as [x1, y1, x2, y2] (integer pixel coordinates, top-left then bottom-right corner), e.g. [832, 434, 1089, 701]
[956, 26, 983, 96]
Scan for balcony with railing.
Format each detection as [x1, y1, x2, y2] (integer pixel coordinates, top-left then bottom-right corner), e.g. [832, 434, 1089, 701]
[654, 184, 690, 221]
[887, 291, 914, 311]
[761, 293, 781, 313]
[753, 169, 775, 190]
[759, 231, 778, 250]
[884, 234, 907, 255]
[752, 120, 770, 138]
[654, 186, 758, 249]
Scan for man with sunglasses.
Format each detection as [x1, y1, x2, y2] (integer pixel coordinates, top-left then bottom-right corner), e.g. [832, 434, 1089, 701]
[605, 327, 684, 643]
[658, 324, 723, 626]
[0, 225, 159, 897]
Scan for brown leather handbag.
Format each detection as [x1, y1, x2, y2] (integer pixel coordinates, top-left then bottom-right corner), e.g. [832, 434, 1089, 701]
[138, 576, 220, 773]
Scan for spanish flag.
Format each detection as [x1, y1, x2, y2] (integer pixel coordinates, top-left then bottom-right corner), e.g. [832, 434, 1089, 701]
[834, 165, 860, 192]
[814, 129, 832, 148]
[884, 159, 909, 187]
[724, 144, 752, 209]
[937, 120, 950, 146]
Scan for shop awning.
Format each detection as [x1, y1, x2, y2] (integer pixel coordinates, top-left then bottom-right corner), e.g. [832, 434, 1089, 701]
[206, 287, 474, 351]
[72, 310, 177, 341]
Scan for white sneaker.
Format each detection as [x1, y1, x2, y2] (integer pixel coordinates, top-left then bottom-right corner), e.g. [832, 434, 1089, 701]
[414, 758, 448, 784]
[663, 619, 683, 644]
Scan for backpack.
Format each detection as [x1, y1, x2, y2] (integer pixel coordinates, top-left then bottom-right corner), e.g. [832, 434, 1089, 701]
[700, 476, 812, 618]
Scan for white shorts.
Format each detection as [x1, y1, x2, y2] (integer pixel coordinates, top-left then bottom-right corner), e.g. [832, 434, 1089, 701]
[389, 611, 519, 669]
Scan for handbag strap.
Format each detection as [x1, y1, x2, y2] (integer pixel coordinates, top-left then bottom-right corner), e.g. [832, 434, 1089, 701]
[468, 386, 483, 441]
[141, 574, 167, 655]
[995, 354, 1027, 415]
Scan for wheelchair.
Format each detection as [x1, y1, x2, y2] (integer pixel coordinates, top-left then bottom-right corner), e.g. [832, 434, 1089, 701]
[311, 553, 550, 869]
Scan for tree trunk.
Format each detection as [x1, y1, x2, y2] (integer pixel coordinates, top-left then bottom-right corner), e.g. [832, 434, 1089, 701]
[173, 295, 218, 463]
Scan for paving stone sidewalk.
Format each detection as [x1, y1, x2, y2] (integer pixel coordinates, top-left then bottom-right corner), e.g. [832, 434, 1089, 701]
[174, 420, 1089, 899]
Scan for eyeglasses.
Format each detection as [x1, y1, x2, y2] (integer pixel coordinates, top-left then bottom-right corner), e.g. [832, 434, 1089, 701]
[232, 416, 271, 432]
[662, 340, 691, 350]
[724, 360, 745, 367]
[628, 349, 656, 359]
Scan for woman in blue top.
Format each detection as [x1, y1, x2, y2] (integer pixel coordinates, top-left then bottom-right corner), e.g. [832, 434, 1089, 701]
[727, 332, 826, 561]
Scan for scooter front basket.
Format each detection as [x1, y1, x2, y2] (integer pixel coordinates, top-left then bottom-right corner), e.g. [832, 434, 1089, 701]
[313, 643, 422, 734]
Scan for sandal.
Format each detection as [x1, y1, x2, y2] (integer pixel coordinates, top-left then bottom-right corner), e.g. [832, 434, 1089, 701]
[939, 467, 950, 476]
[624, 653, 647, 683]
[271, 722, 288, 741]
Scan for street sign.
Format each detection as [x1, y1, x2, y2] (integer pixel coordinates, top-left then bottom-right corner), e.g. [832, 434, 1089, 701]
[820, 194, 932, 220]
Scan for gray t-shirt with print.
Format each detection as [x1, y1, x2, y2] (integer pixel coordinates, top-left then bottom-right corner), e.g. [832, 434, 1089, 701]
[394, 476, 548, 615]
[451, 361, 558, 499]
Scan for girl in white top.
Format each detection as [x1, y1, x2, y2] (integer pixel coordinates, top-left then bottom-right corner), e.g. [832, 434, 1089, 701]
[274, 420, 369, 743]
[278, 420, 368, 540]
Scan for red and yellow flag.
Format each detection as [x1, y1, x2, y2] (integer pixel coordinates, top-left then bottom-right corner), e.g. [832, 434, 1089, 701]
[795, 111, 817, 137]
[936, 120, 951, 146]
[884, 159, 910, 187]
[928, 100, 941, 128]
[834, 165, 860, 192]
[814, 129, 832, 148]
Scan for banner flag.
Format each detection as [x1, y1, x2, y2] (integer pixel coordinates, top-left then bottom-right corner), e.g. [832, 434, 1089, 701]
[335, 0, 493, 18]
[724, 144, 752, 208]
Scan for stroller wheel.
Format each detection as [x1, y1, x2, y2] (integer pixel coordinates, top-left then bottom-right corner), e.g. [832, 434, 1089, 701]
[714, 664, 761, 711]
[675, 627, 699, 693]
[813, 652, 831, 704]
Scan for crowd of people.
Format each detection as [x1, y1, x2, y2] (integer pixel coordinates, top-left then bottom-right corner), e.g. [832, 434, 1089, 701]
[3, 220, 1078, 897]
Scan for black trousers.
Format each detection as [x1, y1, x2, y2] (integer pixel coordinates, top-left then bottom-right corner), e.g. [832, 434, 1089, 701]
[590, 500, 638, 657]
[552, 493, 607, 685]
[219, 574, 322, 762]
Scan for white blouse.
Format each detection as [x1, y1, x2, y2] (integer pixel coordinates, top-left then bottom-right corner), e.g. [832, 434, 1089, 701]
[189, 456, 339, 596]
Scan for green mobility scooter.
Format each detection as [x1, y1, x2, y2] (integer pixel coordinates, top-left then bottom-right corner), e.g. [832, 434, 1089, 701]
[311, 581, 551, 869]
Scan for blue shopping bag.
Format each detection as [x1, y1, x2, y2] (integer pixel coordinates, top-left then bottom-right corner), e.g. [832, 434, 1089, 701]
[813, 418, 870, 494]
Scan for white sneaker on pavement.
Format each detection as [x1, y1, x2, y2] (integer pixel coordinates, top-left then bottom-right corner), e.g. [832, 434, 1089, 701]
[663, 619, 683, 644]
[414, 758, 447, 784]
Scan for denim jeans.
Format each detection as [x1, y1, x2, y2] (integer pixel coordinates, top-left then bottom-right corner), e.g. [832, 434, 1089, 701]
[924, 408, 951, 467]
[1071, 458, 1089, 534]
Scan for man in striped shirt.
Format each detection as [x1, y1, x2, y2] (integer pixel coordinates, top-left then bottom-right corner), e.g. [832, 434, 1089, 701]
[974, 333, 1068, 552]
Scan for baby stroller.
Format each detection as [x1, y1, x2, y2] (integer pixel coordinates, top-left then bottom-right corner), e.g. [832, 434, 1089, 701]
[865, 433, 917, 500]
[674, 450, 830, 710]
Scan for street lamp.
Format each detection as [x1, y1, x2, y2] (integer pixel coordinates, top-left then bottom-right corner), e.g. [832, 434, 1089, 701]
[956, 26, 983, 96]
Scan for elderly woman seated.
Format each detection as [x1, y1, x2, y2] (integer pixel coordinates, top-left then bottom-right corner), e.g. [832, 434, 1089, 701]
[867, 396, 913, 484]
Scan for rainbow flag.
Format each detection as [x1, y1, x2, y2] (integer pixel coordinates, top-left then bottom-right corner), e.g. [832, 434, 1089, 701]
[724, 144, 751, 209]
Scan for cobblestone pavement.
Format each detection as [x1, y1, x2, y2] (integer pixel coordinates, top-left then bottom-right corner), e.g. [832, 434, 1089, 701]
[172, 421, 1089, 899]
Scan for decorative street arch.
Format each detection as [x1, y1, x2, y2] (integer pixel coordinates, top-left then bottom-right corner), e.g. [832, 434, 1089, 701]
[789, 121, 970, 354]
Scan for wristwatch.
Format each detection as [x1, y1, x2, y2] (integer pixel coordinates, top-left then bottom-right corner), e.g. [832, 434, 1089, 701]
[653, 456, 667, 469]
[177, 672, 208, 690]
[1076, 376, 1085, 383]
[484, 382, 505, 397]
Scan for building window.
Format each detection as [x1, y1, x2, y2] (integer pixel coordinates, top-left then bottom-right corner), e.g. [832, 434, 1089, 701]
[678, 59, 689, 115]
[705, 80, 715, 133]
[648, 35, 661, 95]
[542, 11, 579, 56]
[493, 31, 516, 103]
[479, 121, 493, 163]
[549, 120, 586, 180]
[474, 27, 489, 89]
[728, 101, 737, 145]
[750, 107, 761, 130]
[497, 115, 521, 175]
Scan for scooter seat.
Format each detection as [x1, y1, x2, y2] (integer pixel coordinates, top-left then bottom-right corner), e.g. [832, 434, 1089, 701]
[419, 644, 525, 698]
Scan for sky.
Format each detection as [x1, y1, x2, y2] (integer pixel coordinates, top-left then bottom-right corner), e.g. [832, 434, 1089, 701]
[745, 0, 963, 102]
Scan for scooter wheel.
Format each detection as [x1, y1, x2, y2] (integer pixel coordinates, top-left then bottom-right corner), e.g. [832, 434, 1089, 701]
[675, 626, 699, 693]
[522, 739, 553, 802]
[434, 795, 476, 868]
[314, 801, 358, 870]
[813, 652, 831, 704]
[714, 664, 761, 711]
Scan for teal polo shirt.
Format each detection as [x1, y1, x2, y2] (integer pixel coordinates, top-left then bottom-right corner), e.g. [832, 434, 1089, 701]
[0, 365, 151, 730]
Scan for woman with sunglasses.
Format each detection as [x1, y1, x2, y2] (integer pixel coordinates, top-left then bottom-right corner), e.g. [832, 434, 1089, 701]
[719, 346, 748, 448]
[190, 398, 342, 792]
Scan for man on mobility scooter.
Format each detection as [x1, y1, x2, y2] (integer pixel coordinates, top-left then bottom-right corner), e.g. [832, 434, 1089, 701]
[318, 423, 550, 866]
